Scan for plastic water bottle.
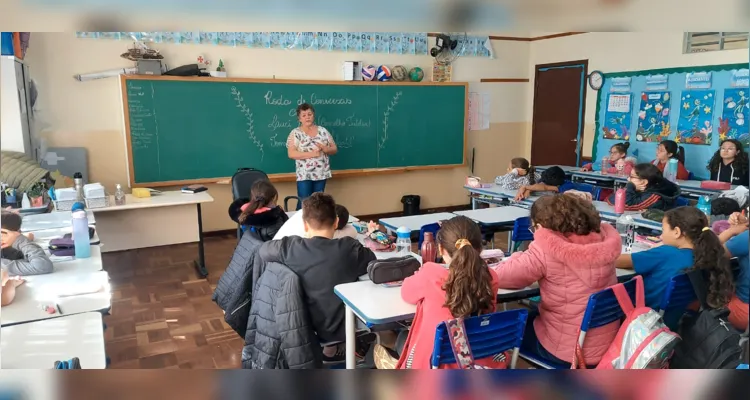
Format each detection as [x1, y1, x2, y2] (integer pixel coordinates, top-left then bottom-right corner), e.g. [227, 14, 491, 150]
[21, 193, 31, 209]
[72, 210, 91, 258]
[697, 196, 711, 216]
[614, 187, 626, 214]
[600, 156, 610, 175]
[114, 184, 126, 206]
[396, 226, 411, 256]
[664, 159, 678, 183]
[616, 214, 635, 248]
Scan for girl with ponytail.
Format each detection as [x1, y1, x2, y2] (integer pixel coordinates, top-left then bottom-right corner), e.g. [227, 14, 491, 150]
[228, 179, 288, 241]
[616, 206, 734, 328]
[373, 216, 505, 369]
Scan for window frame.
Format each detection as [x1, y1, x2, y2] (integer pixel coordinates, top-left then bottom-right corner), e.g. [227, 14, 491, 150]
[684, 32, 749, 54]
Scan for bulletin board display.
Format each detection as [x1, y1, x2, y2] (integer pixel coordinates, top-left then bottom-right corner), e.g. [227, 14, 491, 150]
[593, 63, 748, 180]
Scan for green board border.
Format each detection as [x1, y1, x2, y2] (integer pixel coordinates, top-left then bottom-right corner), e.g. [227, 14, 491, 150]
[592, 62, 747, 162]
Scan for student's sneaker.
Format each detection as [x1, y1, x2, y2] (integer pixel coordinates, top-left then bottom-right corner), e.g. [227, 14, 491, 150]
[322, 344, 346, 364]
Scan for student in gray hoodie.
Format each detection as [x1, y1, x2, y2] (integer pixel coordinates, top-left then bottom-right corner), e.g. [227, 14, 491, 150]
[494, 158, 541, 190]
[1, 210, 53, 276]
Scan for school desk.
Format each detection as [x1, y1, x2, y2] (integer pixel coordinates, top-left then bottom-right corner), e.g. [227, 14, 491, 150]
[463, 184, 539, 210]
[570, 170, 739, 198]
[21, 209, 96, 233]
[534, 165, 580, 176]
[0, 270, 111, 327]
[569, 170, 617, 187]
[90, 191, 214, 277]
[0, 312, 106, 369]
[454, 206, 530, 227]
[592, 201, 663, 231]
[379, 212, 458, 235]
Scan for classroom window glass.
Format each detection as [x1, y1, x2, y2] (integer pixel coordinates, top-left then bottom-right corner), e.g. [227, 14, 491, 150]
[684, 32, 749, 53]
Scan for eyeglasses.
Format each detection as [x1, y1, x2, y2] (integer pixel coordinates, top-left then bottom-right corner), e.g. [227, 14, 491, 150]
[528, 226, 537, 234]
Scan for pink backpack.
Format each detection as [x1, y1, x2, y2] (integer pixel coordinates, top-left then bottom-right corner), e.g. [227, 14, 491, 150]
[573, 276, 680, 369]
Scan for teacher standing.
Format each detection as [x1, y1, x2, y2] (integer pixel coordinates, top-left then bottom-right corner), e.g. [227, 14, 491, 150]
[287, 103, 338, 209]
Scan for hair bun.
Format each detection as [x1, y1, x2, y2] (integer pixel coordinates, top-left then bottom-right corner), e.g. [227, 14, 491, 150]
[622, 142, 630, 150]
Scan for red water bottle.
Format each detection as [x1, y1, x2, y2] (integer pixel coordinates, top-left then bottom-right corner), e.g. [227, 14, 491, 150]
[614, 187, 626, 214]
[420, 232, 437, 263]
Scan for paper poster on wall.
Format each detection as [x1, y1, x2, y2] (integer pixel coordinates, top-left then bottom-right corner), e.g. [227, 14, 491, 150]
[636, 92, 672, 142]
[602, 94, 632, 140]
[645, 74, 668, 91]
[468, 92, 491, 131]
[676, 90, 715, 145]
[609, 77, 632, 92]
[720, 88, 749, 146]
[731, 69, 749, 88]
[685, 72, 712, 89]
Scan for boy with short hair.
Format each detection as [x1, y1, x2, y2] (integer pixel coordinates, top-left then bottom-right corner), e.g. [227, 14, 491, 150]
[260, 193, 376, 362]
[273, 203, 358, 240]
[1, 210, 54, 276]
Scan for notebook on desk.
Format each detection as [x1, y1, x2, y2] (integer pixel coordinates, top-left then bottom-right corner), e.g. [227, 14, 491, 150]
[181, 185, 207, 194]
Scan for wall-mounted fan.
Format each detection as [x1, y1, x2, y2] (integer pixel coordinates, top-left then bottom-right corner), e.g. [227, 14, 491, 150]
[430, 32, 467, 65]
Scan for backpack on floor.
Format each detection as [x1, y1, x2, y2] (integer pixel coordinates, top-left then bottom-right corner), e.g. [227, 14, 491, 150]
[573, 276, 680, 369]
[669, 271, 743, 369]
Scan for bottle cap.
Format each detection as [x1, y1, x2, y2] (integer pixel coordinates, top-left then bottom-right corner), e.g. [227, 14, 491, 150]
[396, 226, 410, 238]
[73, 172, 82, 179]
[71, 202, 86, 212]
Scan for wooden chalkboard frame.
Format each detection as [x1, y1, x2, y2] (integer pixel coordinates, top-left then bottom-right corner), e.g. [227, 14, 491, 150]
[120, 75, 468, 188]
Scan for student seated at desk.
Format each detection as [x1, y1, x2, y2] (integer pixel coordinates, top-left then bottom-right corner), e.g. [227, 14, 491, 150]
[1, 269, 25, 306]
[1, 210, 53, 276]
[652, 140, 690, 180]
[259, 193, 376, 363]
[493, 194, 621, 367]
[719, 211, 749, 331]
[228, 180, 289, 241]
[373, 216, 508, 370]
[616, 207, 734, 327]
[707, 139, 749, 186]
[273, 204, 357, 240]
[494, 157, 541, 190]
[515, 166, 576, 201]
[581, 142, 636, 175]
[606, 163, 681, 211]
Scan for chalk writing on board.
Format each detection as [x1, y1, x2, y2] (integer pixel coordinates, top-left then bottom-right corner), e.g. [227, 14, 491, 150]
[268, 115, 295, 131]
[264, 91, 293, 106]
[268, 132, 289, 148]
[231, 86, 265, 162]
[335, 135, 354, 149]
[378, 91, 403, 163]
[309, 93, 353, 105]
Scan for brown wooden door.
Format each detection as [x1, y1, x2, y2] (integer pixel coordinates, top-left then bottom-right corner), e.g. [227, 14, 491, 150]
[530, 60, 588, 166]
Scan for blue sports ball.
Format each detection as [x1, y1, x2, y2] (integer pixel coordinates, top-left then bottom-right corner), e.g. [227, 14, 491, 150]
[376, 65, 392, 81]
[362, 65, 376, 81]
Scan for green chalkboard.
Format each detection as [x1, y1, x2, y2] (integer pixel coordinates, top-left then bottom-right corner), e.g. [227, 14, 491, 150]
[121, 76, 467, 186]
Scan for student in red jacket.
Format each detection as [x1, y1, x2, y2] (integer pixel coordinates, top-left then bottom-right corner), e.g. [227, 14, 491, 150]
[373, 216, 507, 369]
[652, 140, 690, 180]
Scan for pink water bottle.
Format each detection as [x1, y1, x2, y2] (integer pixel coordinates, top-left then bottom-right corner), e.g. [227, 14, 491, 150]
[614, 187, 626, 214]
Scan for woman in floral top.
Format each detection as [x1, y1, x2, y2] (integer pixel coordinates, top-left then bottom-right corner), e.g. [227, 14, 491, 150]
[287, 103, 338, 209]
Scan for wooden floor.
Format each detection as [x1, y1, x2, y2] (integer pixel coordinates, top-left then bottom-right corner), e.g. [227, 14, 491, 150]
[102, 234, 244, 369]
[102, 231, 513, 369]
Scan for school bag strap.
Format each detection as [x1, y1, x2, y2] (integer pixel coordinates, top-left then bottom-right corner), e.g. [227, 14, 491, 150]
[445, 318, 490, 369]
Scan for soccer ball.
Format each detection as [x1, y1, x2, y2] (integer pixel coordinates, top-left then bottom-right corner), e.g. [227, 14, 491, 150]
[392, 65, 407, 81]
[362, 65, 376, 81]
[376, 65, 392, 81]
[409, 67, 424, 82]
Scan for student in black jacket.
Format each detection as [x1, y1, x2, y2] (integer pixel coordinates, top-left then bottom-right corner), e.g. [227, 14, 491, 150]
[228, 180, 289, 241]
[607, 163, 681, 211]
[707, 139, 749, 186]
[259, 192, 376, 363]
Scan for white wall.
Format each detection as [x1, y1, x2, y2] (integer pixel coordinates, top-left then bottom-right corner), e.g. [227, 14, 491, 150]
[1, 56, 25, 153]
[527, 32, 749, 157]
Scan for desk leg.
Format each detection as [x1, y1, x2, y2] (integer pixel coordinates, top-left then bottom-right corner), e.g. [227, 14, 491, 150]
[194, 204, 209, 278]
[345, 305, 356, 369]
[471, 196, 477, 210]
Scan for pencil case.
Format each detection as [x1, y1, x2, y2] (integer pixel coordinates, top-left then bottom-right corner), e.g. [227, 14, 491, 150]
[367, 255, 420, 284]
[700, 181, 731, 190]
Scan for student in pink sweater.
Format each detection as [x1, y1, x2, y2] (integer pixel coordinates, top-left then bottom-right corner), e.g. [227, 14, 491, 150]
[373, 216, 507, 369]
[493, 194, 622, 367]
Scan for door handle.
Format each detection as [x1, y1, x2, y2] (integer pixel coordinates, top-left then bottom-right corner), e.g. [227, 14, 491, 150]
[571, 138, 578, 142]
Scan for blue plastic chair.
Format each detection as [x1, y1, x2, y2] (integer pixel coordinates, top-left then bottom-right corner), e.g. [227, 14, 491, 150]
[571, 183, 603, 200]
[674, 197, 691, 207]
[658, 272, 700, 331]
[418, 223, 440, 250]
[509, 217, 534, 254]
[430, 309, 528, 369]
[687, 171, 695, 180]
[738, 364, 749, 369]
[519, 277, 638, 369]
